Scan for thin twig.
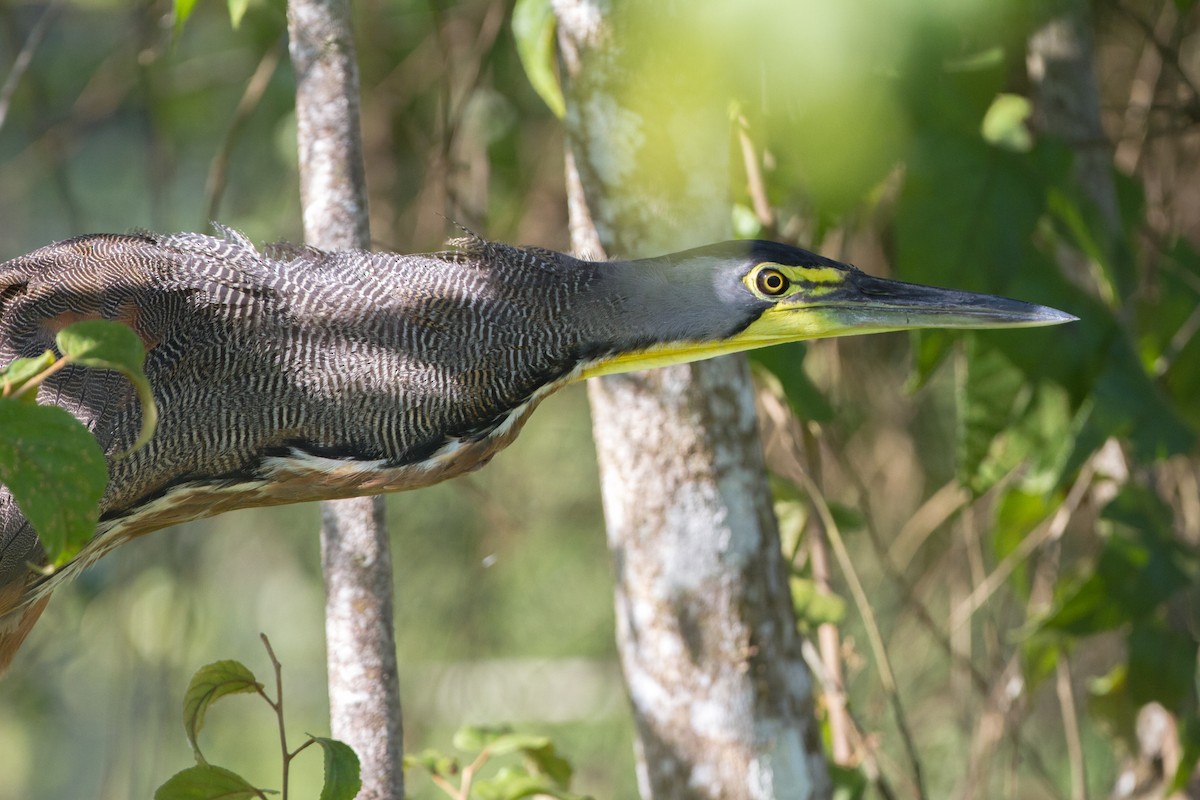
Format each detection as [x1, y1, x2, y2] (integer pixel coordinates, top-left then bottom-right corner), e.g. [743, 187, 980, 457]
[798, 420, 854, 766]
[1056, 657, 1088, 800]
[204, 39, 284, 225]
[950, 461, 1095, 633]
[259, 634, 292, 800]
[0, 1, 59, 131]
[1112, 1, 1200, 105]
[887, 479, 971, 570]
[799, 640, 899, 800]
[737, 116, 775, 232]
[792, 464, 927, 798]
[430, 772, 464, 800]
[1114, 0, 1175, 173]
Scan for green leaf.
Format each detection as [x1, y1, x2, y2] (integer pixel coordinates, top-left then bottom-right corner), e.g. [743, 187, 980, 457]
[512, 0, 565, 118]
[897, 131, 1058, 294]
[1087, 665, 1138, 753]
[485, 732, 553, 757]
[0, 400, 107, 565]
[1128, 622, 1198, 711]
[1036, 487, 1199, 635]
[829, 762, 868, 800]
[57, 320, 158, 456]
[452, 724, 549, 756]
[0, 351, 55, 397]
[980, 93, 1031, 152]
[910, 330, 954, 390]
[1169, 715, 1200, 793]
[955, 338, 1025, 494]
[993, 487, 1059, 600]
[790, 576, 846, 630]
[310, 737, 361, 800]
[183, 660, 263, 761]
[1141, 240, 1200, 429]
[227, 0, 249, 27]
[472, 766, 587, 800]
[402, 749, 459, 777]
[751, 344, 834, 423]
[1019, 630, 1064, 689]
[523, 741, 574, 788]
[173, 0, 199, 34]
[1046, 167, 1140, 300]
[154, 764, 268, 800]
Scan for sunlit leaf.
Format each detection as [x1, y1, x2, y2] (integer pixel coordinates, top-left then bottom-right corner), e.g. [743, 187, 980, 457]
[487, 732, 553, 758]
[402, 749, 459, 777]
[512, 0, 565, 118]
[57, 320, 158, 456]
[0, 401, 106, 565]
[453, 724, 547, 756]
[227, 0, 249, 28]
[311, 737, 361, 800]
[980, 93, 1031, 152]
[0, 351, 55, 398]
[472, 766, 587, 800]
[993, 487, 1059, 600]
[790, 576, 846, 630]
[173, 0, 199, 34]
[956, 337, 1025, 494]
[154, 764, 267, 800]
[183, 661, 263, 761]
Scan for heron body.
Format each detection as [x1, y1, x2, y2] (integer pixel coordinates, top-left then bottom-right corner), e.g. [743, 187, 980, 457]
[0, 228, 1075, 669]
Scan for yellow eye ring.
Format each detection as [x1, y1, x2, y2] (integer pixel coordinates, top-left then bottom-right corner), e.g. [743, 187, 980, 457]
[754, 267, 788, 297]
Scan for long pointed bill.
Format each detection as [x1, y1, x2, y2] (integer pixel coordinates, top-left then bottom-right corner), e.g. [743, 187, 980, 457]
[823, 270, 1077, 331]
[745, 270, 1077, 345]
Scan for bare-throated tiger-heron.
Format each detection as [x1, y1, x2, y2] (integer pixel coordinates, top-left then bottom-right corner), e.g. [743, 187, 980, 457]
[0, 228, 1076, 670]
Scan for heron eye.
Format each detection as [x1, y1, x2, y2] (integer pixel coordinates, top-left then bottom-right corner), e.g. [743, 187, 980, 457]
[755, 267, 788, 297]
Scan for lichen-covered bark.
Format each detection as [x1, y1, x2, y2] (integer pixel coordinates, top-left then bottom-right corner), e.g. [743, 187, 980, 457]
[287, 1, 403, 797]
[555, 2, 829, 797]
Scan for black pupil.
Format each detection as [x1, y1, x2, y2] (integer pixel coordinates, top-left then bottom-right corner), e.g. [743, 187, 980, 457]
[759, 269, 785, 295]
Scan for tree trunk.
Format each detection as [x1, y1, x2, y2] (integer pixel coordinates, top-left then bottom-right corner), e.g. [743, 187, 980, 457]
[286, 1, 403, 797]
[554, 3, 829, 798]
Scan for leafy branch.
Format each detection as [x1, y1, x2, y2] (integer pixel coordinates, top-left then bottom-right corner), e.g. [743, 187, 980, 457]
[155, 634, 361, 800]
[405, 724, 590, 800]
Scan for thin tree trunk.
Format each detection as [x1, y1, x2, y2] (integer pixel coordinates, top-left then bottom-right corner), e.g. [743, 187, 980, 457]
[554, 3, 829, 798]
[287, 2, 403, 798]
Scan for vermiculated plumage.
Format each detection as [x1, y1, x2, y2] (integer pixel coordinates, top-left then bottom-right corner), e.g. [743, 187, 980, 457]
[0, 230, 626, 647]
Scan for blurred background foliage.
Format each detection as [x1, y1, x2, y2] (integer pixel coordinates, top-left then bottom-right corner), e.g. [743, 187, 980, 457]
[0, 0, 1198, 798]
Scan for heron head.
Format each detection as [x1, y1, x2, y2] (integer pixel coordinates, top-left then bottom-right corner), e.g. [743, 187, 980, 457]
[578, 240, 1076, 379]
